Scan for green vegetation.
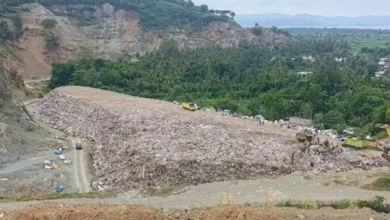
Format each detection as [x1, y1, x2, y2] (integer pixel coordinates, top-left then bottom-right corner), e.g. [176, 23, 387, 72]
[0, 21, 13, 40]
[277, 196, 390, 213]
[140, 186, 186, 197]
[0, 191, 116, 202]
[0, 70, 9, 103]
[286, 28, 390, 53]
[251, 26, 263, 36]
[0, 0, 35, 15]
[25, 125, 35, 132]
[47, 38, 390, 133]
[40, 18, 57, 29]
[11, 13, 23, 38]
[2, 0, 235, 30]
[44, 35, 60, 49]
[362, 177, 390, 191]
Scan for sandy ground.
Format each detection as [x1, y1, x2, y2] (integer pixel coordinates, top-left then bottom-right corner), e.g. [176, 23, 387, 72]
[2, 203, 390, 220]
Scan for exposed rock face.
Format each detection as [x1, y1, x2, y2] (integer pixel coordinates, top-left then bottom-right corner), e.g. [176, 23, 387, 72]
[18, 3, 289, 62]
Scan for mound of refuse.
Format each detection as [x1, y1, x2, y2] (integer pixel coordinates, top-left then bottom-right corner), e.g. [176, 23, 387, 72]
[27, 88, 386, 190]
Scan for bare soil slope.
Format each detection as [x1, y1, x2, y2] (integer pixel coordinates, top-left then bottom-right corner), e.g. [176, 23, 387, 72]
[8, 3, 290, 81]
[26, 86, 386, 191]
[4, 203, 390, 220]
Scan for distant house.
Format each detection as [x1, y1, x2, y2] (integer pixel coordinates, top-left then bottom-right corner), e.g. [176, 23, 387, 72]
[375, 71, 386, 78]
[297, 71, 313, 79]
[335, 57, 346, 62]
[302, 56, 315, 62]
[379, 58, 388, 66]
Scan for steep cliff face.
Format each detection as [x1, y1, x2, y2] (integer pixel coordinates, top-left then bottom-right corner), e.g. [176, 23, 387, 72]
[11, 3, 290, 79]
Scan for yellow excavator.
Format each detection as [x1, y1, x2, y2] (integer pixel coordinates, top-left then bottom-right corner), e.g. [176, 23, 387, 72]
[296, 130, 317, 145]
[341, 123, 390, 162]
[366, 124, 390, 151]
[382, 145, 390, 161]
[181, 102, 197, 111]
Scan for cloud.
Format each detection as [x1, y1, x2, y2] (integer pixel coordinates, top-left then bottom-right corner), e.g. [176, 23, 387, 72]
[193, 0, 390, 16]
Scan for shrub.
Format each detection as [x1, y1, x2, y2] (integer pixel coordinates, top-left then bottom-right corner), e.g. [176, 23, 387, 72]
[251, 26, 263, 36]
[40, 18, 58, 30]
[44, 35, 60, 49]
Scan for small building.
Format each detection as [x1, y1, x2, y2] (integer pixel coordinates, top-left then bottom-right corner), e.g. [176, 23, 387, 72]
[375, 71, 386, 78]
[297, 71, 313, 79]
[302, 56, 315, 62]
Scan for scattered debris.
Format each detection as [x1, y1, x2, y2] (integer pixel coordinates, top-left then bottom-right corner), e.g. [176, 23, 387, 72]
[54, 148, 63, 155]
[55, 185, 63, 192]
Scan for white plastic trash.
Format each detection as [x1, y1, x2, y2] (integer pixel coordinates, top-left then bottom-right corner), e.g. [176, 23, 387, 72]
[59, 155, 66, 160]
[44, 165, 53, 169]
[44, 160, 52, 165]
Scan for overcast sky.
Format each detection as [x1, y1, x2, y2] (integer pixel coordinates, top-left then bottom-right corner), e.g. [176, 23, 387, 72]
[193, 0, 389, 17]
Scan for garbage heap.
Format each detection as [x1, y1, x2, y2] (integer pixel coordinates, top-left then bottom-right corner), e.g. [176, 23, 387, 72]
[28, 91, 386, 190]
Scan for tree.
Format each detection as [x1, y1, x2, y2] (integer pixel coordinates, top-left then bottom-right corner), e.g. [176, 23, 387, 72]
[12, 14, 23, 38]
[40, 18, 58, 30]
[255, 23, 259, 27]
[186, 0, 195, 7]
[230, 12, 235, 19]
[251, 27, 263, 36]
[301, 103, 313, 119]
[199, 4, 208, 13]
[0, 20, 13, 40]
[48, 62, 75, 88]
[323, 111, 346, 129]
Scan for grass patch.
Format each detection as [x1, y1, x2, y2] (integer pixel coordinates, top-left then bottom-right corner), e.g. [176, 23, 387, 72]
[277, 196, 390, 213]
[361, 177, 390, 191]
[25, 125, 35, 132]
[140, 187, 186, 197]
[0, 191, 116, 203]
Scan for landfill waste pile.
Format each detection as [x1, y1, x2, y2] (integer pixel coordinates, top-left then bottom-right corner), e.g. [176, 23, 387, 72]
[27, 89, 386, 190]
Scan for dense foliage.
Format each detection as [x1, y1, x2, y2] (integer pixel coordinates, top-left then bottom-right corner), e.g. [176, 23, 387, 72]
[48, 39, 390, 133]
[1, 0, 234, 30]
[0, 21, 13, 40]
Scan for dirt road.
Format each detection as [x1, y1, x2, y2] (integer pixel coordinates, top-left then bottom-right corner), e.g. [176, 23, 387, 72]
[2, 168, 390, 212]
[0, 154, 57, 176]
[70, 138, 90, 193]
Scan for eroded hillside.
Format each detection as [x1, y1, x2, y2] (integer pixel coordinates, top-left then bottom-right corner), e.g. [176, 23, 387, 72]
[5, 3, 289, 80]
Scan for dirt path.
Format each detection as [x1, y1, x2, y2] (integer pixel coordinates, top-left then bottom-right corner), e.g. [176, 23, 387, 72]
[19, 100, 91, 193]
[0, 155, 57, 176]
[2, 168, 390, 211]
[70, 138, 90, 193]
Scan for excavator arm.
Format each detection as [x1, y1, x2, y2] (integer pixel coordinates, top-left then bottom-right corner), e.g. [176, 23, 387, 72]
[382, 145, 390, 162]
